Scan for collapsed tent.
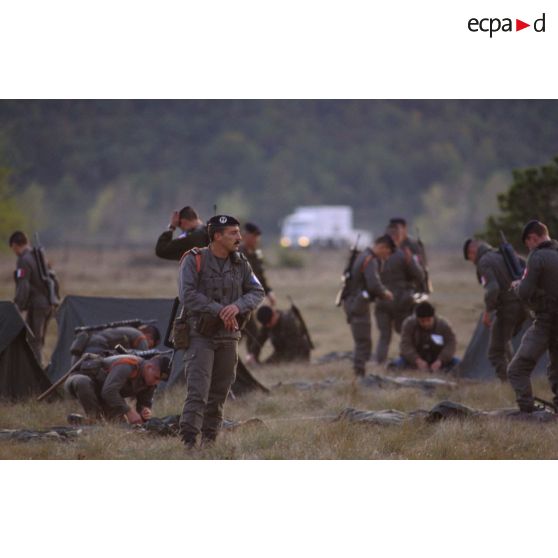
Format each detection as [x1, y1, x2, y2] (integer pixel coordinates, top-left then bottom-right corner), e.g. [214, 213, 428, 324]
[48, 295, 267, 395]
[0, 301, 52, 401]
[456, 313, 549, 380]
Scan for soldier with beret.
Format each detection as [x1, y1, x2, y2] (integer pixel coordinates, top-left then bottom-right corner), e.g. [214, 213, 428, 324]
[343, 235, 394, 377]
[155, 206, 209, 261]
[70, 324, 161, 365]
[9, 230, 55, 364]
[463, 237, 528, 381]
[507, 221, 558, 412]
[178, 215, 265, 448]
[64, 353, 171, 424]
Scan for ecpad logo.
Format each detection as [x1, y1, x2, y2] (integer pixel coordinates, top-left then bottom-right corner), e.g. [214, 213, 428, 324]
[468, 13, 546, 37]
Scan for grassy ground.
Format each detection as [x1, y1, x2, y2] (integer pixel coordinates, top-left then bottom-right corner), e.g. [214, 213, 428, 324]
[1, 245, 557, 459]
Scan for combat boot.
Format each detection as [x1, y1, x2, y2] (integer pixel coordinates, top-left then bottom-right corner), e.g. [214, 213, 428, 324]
[181, 433, 198, 449]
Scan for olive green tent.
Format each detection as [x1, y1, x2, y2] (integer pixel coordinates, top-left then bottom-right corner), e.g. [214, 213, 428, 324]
[0, 301, 51, 400]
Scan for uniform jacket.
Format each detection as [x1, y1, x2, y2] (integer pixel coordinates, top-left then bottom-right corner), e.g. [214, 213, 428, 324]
[400, 315, 457, 365]
[178, 246, 265, 340]
[515, 239, 558, 309]
[475, 242, 522, 311]
[79, 355, 155, 415]
[343, 248, 388, 318]
[378, 248, 425, 295]
[240, 245, 272, 294]
[13, 247, 50, 311]
[253, 309, 311, 362]
[155, 225, 209, 261]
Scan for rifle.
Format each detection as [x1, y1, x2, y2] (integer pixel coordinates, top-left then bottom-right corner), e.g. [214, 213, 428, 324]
[164, 297, 180, 349]
[416, 227, 432, 294]
[33, 233, 60, 306]
[335, 234, 361, 307]
[37, 355, 88, 402]
[74, 318, 157, 334]
[499, 231, 525, 281]
[288, 296, 315, 350]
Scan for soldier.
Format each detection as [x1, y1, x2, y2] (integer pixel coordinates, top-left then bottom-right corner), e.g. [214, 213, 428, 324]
[252, 305, 311, 364]
[463, 238, 529, 381]
[507, 221, 558, 412]
[178, 215, 265, 448]
[155, 206, 209, 261]
[343, 235, 394, 377]
[389, 301, 459, 372]
[9, 231, 55, 364]
[239, 222, 276, 361]
[70, 324, 161, 365]
[389, 217, 431, 294]
[374, 233, 425, 364]
[64, 353, 171, 424]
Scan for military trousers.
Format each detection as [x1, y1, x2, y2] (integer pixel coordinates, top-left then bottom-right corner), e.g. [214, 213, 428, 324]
[507, 313, 558, 411]
[27, 304, 53, 365]
[348, 312, 372, 376]
[375, 296, 414, 364]
[487, 302, 528, 381]
[179, 335, 238, 442]
[65, 374, 105, 419]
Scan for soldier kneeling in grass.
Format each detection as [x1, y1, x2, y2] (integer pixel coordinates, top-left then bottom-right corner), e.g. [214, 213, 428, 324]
[64, 354, 170, 424]
[388, 301, 459, 373]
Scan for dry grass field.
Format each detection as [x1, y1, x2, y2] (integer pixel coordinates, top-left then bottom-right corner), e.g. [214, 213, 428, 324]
[1, 244, 558, 460]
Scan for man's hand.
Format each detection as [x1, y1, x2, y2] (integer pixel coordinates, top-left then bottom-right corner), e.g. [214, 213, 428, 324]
[382, 290, 394, 302]
[140, 407, 152, 421]
[125, 409, 143, 425]
[416, 358, 429, 371]
[220, 304, 240, 322]
[482, 311, 492, 328]
[245, 353, 257, 366]
[266, 292, 277, 307]
[430, 360, 442, 372]
[170, 211, 180, 229]
[510, 280, 521, 290]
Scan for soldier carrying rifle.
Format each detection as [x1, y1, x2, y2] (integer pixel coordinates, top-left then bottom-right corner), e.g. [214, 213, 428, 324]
[9, 230, 60, 364]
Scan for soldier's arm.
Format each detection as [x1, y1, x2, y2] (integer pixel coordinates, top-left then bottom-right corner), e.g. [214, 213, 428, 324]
[400, 318, 420, 363]
[14, 259, 32, 311]
[255, 255, 273, 294]
[405, 254, 425, 286]
[516, 253, 542, 301]
[363, 259, 389, 299]
[155, 230, 179, 260]
[100, 365, 135, 415]
[477, 260, 500, 311]
[233, 264, 265, 314]
[438, 320, 457, 363]
[179, 254, 223, 317]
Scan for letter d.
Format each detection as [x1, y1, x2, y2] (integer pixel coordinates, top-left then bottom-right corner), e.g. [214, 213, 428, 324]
[534, 13, 545, 32]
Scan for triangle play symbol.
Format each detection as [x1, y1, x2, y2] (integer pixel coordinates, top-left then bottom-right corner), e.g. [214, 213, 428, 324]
[516, 19, 530, 31]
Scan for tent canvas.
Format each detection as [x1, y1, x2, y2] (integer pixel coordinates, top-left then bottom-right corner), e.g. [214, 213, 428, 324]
[0, 301, 52, 400]
[49, 295, 267, 395]
[456, 312, 548, 380]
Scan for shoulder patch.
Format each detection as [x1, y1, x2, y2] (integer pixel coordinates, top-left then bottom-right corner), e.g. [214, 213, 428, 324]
[250, 273, 262, 286]
[15, 268, 27, 279]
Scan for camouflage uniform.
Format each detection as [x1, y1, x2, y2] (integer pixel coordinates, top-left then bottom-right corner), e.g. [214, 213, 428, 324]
[178, 247, 264, 443]
[401, 236, 430, 294]
[374, 249, 425, 363]
[399, 315, 457, 368]
[507, 240, 558, 411]
[343, 247, 390, 376]
[240, 244, 273, 356]
[64, 355, 155, 420]
[155, 224, 209, 261]
[252, 308, 311, 364]
[70, 326, 150, 365]
[13, 247, 53, 363]
[474, 242, 528, 380]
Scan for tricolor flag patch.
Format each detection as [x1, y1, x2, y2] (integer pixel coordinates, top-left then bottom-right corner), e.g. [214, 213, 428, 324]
[480, 275, 487, 286]
[250, 273, 262, 286]
[15, 268, 26, 279]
